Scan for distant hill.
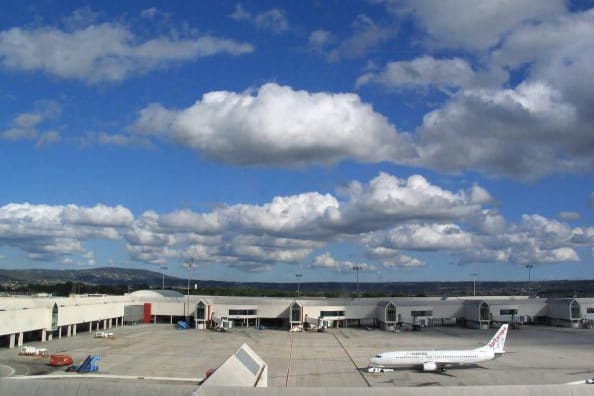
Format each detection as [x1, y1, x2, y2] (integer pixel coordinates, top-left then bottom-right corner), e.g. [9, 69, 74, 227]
[1, 267, 593, 297]
[0, 267, 185, 286]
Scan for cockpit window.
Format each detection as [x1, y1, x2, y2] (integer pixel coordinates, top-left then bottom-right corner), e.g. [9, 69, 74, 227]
[374, 355, 382, 358]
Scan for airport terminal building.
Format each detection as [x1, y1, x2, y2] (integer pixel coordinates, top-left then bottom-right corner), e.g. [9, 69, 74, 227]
[1, 291, 594, 349]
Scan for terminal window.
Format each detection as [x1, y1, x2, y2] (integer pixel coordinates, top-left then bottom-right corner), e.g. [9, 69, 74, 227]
[320, 310, 344, 317]
[571, 301, 581, 318]
[229, 309, 257, 316]
[587, 308, 594, 314]
[499, 309, 518, 315]
[411, 310, 432, 317]
[386, 305, 396, 322]
[196, 302, 206, 320]
[290, 304, 301, 322]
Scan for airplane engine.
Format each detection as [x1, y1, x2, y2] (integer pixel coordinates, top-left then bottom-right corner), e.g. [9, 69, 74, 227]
[422, 362, 437, 371]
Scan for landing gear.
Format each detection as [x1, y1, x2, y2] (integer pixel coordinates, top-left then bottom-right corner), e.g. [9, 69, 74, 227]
[439, 367, 447, 373]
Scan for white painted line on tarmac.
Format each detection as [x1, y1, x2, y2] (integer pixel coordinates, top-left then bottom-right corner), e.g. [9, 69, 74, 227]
[565, 380, 589, 385]
[0, 364, 15, 377]
[6, 373, 203, 383]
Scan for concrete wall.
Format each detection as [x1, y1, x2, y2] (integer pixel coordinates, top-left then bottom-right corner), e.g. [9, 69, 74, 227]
[57, 301, 124, 325]
[0, 307, 49, 335]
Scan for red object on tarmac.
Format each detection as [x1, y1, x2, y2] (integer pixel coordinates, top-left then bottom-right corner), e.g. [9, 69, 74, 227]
[205, 368, 216, 379]
[143, 303, 151, 324]
[50, 354, 73, 367]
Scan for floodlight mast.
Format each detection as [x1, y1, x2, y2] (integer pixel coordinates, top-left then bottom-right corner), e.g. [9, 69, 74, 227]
[296, 274, 303, 297]
[185, 258, 195, 317]
[160, 265, 168, 290]
[353, 265, 362, 298]
[471, 273, 478, 297]
[526, 264, 534, 297]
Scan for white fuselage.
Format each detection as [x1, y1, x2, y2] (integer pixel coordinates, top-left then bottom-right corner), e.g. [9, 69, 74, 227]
[370, 348, 495, 368]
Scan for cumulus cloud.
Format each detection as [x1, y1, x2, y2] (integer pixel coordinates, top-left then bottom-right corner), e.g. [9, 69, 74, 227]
[559, 211, 580, 222]
[340, 3, 594, 179]
[310, 252, 374, 272]
[331, 173, 484, 233]
[132, 83, 416, 167]
[61, 204, 134, 227]
[119, 172, 488, 270]
[0, 202, 130, 261]
[356, 56, 475, 90]
[35, 131, 60, 148]
[394, 0, 567, 50]
[0, 15, 253, 83]
[308, 29, 334, 53]
[364, 224, 473, 251]
[326, 14, 393, 62]
[230, 4, 289, 33]
[410, 81, 582, 178]
[365, 247, 424, 268]
[1, 101, 61, 146]
[2, 173, 589, 272]
[76, 131, 153, 148]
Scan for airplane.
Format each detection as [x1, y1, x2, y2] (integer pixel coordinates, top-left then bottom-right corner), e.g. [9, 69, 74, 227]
[369, 324, 508, 372]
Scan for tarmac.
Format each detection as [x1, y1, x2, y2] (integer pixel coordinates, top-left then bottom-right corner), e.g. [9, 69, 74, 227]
[0, 323, 593, 390]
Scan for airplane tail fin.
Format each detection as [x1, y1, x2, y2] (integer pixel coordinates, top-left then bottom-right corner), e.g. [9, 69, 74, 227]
[479, 324, 508, 354]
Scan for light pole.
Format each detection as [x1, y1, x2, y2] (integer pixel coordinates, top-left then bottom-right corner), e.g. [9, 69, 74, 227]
[353, 265, 362, 298]
[160, 265, 168, 290]
[185, 258, 195, 317]
[526, 264, 534, 297]
[296, 274, 302, 297]
[471, 273, 478, 297]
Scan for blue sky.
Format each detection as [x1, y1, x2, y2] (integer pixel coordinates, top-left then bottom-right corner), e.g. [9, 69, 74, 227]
[1, 1, 594, 283]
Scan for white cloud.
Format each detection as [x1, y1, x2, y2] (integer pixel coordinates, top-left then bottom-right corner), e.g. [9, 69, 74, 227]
[364, 224, 473, 251]
[356, 56, 475, 90]
[223, 192, 339, 237]
[310, 252, 374, 272]
[466, 210, 506, 235]
[1, 112, 42, 140]
[230, 4, 251, 21]
[466, 184, 494, 205]
[326, 14, 393, 62]
[2, 101, 61, 146]
[230, 4, 288, 33]
[411, 81, 582, 178]
[308, 29, 334, 53]
[132, 83, 416, 167]
[255, 9, 289, 33]
[396, 0, 567, 50]
[0, 202, 130, 261]
[366, 247, 424, 268]
[379, 8, 594, 180]
[140, 8, 161, 19]
[2, 174, 589, 272]
[61, 204, 134, 227]
[0, 18, 253, 83]
[331, 173, 483, 233]
[77, 131, 153, 148]
[559, 211, 580, 222]
[35, 131, 60, 148]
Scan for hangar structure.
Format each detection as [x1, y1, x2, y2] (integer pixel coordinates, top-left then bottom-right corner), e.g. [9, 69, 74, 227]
[1, 291, 594, 349]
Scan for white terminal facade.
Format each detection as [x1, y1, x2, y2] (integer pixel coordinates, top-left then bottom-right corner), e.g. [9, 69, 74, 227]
[1, 290, 594, 349]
